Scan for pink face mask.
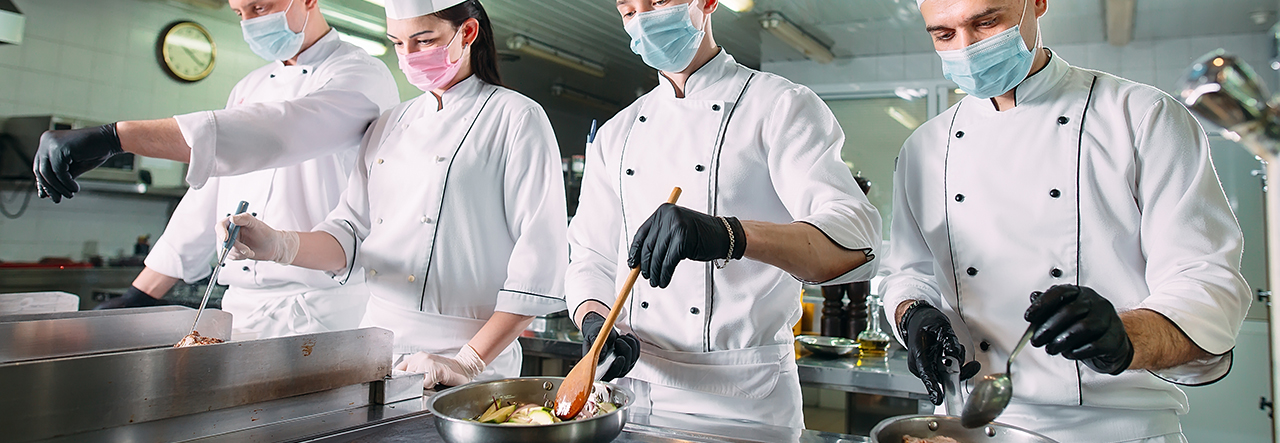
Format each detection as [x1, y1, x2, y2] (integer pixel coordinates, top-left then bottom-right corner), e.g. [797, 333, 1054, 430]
[398, 30, 466, 92]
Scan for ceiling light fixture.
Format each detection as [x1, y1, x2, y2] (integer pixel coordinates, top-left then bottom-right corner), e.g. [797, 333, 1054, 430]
[321, 5, 386, 35]
[720, 0, 754, 12]
[507, 35, 606, 78]
[336, 31, 387, 57]
[362, 0, 385, 6]
[760, 12, 834, 64]
[894, 86, 928, 101]
[885, 106, 921, 130]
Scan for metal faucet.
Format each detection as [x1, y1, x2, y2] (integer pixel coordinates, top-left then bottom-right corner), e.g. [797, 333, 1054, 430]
[1180, 50, 1280, 443]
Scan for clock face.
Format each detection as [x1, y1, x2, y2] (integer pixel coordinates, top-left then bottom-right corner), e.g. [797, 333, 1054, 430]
[158, 21, 216, 82]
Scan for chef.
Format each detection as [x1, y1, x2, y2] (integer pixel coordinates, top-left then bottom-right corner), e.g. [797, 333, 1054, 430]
[564, 0, 882, 428]
[79, 0, 399, 338]
[882, 0, 1252, 441]
[219, 0, 568, 388]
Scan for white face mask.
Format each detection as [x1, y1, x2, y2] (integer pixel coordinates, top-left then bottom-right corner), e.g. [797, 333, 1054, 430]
[241, 0, 309, 61]
[930, 0, 1040, 99]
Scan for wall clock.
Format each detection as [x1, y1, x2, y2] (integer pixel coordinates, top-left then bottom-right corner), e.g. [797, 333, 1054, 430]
[157, 21, 216, 82]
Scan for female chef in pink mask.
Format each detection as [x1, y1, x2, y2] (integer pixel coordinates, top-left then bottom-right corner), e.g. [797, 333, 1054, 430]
[218, 0, 569, 389]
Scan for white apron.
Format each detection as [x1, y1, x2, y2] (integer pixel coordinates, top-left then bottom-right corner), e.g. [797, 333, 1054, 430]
[220, 283, 369, 340]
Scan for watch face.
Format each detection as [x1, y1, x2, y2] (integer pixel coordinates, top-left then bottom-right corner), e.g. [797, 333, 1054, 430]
[159, 21, 216, 82]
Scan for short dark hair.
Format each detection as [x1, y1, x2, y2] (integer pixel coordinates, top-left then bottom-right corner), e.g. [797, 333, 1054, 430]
[432, 0, 502, 87]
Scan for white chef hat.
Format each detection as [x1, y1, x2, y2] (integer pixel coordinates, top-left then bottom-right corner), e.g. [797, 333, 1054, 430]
[916, 0, 928, 6]
[385, 0, 467, 20]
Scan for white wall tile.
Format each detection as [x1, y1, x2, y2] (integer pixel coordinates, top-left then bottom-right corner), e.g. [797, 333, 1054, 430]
[1119, 40, 1156, 72]
[875, 55, 905, 82]
[92, 52, 126, 89]
[902, 53, 934, 80]
[19, 37, 60, 74]
[0, 43, 23, 68]
[54, 77, 91, 118]
[16, 71, 53, 110]
[57, 45, 95, 81]
[1087, 44, 1121, 74]
[0, 65, 19, 102]
[877, 30, 905, 55]
[1154, 38, 1192, 70]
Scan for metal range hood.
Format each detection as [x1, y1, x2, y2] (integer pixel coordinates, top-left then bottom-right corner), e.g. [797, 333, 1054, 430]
[0, 0, 23, 45]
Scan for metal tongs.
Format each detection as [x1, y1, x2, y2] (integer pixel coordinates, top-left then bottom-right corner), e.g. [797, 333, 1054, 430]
[188, 201, 249, 336]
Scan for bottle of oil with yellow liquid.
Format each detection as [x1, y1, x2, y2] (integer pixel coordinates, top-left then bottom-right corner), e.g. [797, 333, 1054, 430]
[856, 293, 891, 358]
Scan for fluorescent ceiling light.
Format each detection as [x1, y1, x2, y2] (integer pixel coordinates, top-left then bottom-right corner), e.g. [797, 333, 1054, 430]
[886, 106, 920, 130]
[953, 88, 966, 94]
[720, 0, 754, 12]
[894, 86, 928, 101]
[507, 35, 605, 78]
[760, 12, 833, 64]
[321, 5, 386, 35]
[337, 31, 387, 57]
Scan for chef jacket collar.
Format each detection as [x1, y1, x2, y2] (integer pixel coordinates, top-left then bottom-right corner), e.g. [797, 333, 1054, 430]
[655, 48, 736, 99]
[292, 28, 342, 68]
[1010, 48, 1069, 106]
[434, 74, 483, 111]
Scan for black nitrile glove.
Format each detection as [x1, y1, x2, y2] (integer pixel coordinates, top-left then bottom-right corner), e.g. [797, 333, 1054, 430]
[1025, 285, 1134, 375]
[94, 285, 167, 310]
[901, 301, 981, 405]
[33, 123, 124, 203]
[580, 311, 640, 382]
[627, 203, 745, 288]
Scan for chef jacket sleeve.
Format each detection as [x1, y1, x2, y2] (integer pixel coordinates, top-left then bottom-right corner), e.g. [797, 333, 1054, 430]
[144, 177, 220, 284]
[494, 106, 569, 317]
[175, 60, 396, 189]
[312, 117, 383, 283]
[878, 138, 948, 346]
[761, 85, 882, 285]
[564, 126, 626, 320]
[1130, 95, 1252, 385]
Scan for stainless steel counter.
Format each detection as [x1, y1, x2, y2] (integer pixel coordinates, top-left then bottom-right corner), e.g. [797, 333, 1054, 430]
[0, 266, 225, 310]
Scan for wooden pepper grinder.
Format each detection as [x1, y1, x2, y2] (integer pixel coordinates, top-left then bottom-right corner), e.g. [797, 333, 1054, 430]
[820, 285, 848, 337]
[844, 173, 874, 339]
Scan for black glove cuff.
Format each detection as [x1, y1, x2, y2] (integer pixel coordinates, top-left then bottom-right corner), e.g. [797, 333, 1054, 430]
[101, 123, 124, 155]
[726, 216, 746, 260]
[898, 300, 935, 344]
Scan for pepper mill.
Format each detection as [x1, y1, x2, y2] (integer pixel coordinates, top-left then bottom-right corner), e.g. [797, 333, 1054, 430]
[820, 285, 848, 337]
[844, 281, 870, 339]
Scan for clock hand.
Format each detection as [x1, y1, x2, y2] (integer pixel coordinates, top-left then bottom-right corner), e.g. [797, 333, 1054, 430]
[181, 46, 206, 65]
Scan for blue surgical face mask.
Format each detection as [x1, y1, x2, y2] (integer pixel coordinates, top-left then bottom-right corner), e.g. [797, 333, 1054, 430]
[625, 3, 706, 73]
[936, 0, 1037, 99]
[241, 0, 309, 62]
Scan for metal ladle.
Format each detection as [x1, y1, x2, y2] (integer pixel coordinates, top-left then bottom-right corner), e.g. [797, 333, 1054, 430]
[959, 325, 1034, 428]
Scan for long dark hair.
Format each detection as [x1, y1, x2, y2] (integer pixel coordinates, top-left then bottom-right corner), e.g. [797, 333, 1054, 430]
[433, 0, 502, 87]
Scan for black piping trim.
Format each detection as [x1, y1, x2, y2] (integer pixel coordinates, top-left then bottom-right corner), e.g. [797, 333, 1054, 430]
[418, 89, 499, 311]
[1074, 75, 1098, 405]
[617, 95, 649, 342]
[572, 298, 611, 327]
[791, 220, 875, 285]
[704, 72, 755, 352]
[1149, 349, 1234, 387]
[499, 288, 564, 301]
[941, 102, 965, 321]
[333, 219, 359, 285]
[1137, 307, 1234, 386]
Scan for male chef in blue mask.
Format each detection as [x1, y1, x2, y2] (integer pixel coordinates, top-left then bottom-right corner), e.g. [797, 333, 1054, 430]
[881, 0, 1251, 441]
[34, 0, 398, 339]
[564, 0, 882, 428]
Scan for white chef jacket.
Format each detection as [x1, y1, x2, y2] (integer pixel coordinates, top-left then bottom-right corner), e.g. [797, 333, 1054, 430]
[173, 30, 398, 189]
[147, 30, 399, 335]
[314, 76, 568, 379]
[565, 50, 881, 427]
[881, 50, 1251, 442]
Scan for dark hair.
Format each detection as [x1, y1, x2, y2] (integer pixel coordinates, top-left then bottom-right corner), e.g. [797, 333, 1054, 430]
[433, 0, 502, 87]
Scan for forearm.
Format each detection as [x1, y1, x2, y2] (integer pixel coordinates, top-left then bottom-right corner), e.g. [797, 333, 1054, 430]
[290, 231, 348, 272]
[895, 300, 915, 325]
[132, 267, 180, 299]
[740, 220, 869, 283]
[115, 119, 193, 163]
[467, 311, 535, 364]
[1122, 308, 1211, 371]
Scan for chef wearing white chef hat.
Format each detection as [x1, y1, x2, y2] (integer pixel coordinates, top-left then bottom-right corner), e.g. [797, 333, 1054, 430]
[80, 0, 399, 340]
[221, 0, 570, 389]
[882, 0, 1251, 441]
[564, 0, 882, 428]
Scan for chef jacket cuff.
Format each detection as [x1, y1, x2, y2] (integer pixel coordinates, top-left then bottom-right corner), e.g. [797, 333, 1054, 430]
[496, 289, 566, 317]
[174, 111, 217, 190]
[1132, 304, 1236, 385]
[791, 220, 878, 285]
[313, 220, 358, 284]
[143, 241, 210, 284]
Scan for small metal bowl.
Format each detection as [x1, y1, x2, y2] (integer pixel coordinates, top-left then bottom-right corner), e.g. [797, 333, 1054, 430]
[796, 335, 860, 357]
[427, 377, 632, 443]
[870, 414, 1058, 443]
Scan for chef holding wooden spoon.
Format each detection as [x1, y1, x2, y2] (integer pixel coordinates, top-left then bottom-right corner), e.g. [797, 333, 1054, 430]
[563, 0, 883, 427]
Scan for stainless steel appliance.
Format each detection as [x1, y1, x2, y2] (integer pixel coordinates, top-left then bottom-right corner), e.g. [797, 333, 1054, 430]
[1, 115, 140, 183]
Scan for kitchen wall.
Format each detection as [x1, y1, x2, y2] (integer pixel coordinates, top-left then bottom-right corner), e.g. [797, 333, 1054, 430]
[0, 0, 611, 263]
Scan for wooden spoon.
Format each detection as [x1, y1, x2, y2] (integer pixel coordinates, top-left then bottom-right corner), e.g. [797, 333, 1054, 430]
[554, 187, 682, 420]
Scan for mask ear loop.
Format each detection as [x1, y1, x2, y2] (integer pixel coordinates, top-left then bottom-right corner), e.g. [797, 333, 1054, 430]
[284, 0, 310, 36]
[1020, 0, 1040, 51]
[445, 26, 469, 66]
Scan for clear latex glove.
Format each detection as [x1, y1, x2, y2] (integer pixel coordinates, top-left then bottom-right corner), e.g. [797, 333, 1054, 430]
[215, 213, 299, 265]
[395, 344, 487, 389]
